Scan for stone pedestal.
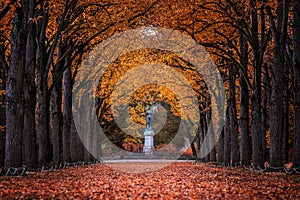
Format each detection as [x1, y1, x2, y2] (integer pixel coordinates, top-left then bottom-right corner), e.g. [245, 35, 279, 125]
[143, 129, 154, 154]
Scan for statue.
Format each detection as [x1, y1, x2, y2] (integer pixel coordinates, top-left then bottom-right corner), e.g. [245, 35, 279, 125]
[143, 105, 154, 154]
[146, 106, 152, 130]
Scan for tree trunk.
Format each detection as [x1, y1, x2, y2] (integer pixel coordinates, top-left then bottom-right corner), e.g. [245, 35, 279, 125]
[268, 0, 290, 168]
[201, 110, 209, 162]
[37, 75, 51, 166]
[196, 126, 202, 162]
[204, 136, 210, 163]
[63, 61, 72, 163]
[251, 62, 264, 168]
[239, 31, 251, 166]
[217, 128, 224, 165]
[83, 92, 94, 162]
[37, 7, 51, 167]
[224, 105, 231, 166]
[250, 0, 264, 168]
[292, 0, 300, 168]
[51, 45, 65, 164]
[269, 43, 284, 167]
[70, 116, 85, 162]
[262, 64, 270, 162]
[282, 63, 289, 164]
[206, 108, 216, 162]
[229, 69, 239, 166]
[92, 114, 101, 160]
[209, 130, 216, 162]
[197, 110, 206, 162]
[23, 0, 37, 169]
[5, 5, 26, 168]
[0, 48, 6, 167]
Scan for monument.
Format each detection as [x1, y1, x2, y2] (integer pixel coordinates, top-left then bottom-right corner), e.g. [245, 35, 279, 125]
[143, 106, 154, 154]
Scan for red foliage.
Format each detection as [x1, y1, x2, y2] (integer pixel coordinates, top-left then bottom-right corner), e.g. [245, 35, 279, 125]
[122, 141, 143, 153]
[0, 163, 299, 199]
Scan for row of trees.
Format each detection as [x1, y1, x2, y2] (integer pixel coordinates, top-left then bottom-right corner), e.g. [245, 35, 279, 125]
[0, 0, 160, 170]
[0, 0, 299, 172]
[191, 0, 300, 169]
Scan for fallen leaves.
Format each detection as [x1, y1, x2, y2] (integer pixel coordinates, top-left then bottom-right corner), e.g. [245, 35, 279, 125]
[0, 162, 299, 199]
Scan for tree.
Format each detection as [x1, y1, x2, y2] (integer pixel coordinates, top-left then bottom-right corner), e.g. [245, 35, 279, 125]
[229, 65, 240, 165]
[5, 1, 27, 168]
[292, 0, 300, 168]
[239, 30, 251, 166]
[224, 104, 231, 166]
[0, 49, 5, 168]
[249, 0, 265, 169]
[63, 54, 72, 163]
[217, 128, 224, 165]
[51, 45, 65, 164]
[266, 0, 290, 167]
[36, 1, 52, 166]
[23, 0, 38, 169]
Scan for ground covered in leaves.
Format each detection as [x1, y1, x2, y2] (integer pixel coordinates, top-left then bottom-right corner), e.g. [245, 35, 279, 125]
[0, 162, 299, 199]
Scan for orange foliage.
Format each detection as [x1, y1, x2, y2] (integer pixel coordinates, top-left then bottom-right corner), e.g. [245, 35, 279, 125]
[0, 163, 299, 199]
[182, 147, 193, 156]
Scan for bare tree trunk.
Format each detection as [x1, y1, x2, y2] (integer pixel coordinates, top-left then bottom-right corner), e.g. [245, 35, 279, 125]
[5, 4, 26, 168]
[239, 31, 251, 166]
[292, 0, 300, 168]
[23, 0, 37, 169]
[51, 45, 65, 164]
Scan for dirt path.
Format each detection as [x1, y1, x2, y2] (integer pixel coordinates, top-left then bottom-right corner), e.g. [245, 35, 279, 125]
[0, 162, 299, 199]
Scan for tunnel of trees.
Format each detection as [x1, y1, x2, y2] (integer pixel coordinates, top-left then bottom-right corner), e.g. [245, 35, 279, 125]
[0, 0, 299, 173]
